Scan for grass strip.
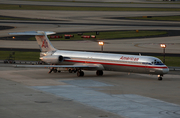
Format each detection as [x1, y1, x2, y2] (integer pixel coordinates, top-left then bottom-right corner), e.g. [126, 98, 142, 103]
[127, 16, 180, 21]
[27, 31, 167, 41]
[155, 56, 180, 67]
[0, 4, 180, 11]
[93, 31, 167, 40]
[0, 51, 40, 61]
[0, 16, 43, 21]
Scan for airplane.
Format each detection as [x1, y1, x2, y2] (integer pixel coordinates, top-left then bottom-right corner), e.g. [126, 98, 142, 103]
[9, 31, 169, 80]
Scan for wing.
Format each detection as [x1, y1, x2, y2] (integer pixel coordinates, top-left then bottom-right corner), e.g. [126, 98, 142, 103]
[14, 64, 104, 70]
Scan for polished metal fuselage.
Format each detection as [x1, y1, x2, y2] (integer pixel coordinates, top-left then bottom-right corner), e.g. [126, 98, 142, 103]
[53, 50, 169, 75]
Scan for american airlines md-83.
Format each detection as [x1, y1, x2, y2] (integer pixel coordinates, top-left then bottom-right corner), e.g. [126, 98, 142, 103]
[9, 31, 169, 80]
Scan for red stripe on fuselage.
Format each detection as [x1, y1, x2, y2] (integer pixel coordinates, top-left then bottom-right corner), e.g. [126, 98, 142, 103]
[64, 59, 168, 69]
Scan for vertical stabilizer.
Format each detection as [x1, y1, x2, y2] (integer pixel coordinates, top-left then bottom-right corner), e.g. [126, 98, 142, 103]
[9, 31, 57, 52]
[35, 31, 56, 52]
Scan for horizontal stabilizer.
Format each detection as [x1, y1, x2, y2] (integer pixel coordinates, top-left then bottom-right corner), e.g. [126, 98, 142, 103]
[9, 31, 57, 52]
[9, 31, 56, 36]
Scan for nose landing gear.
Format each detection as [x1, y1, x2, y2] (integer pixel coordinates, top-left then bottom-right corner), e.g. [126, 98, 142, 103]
[158, 74, 163, 81]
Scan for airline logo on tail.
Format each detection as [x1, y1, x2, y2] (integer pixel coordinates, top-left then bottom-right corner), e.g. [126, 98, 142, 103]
[41, 39, 48, 48]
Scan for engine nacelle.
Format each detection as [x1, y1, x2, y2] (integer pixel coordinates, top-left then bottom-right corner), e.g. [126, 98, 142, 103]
[40, 55, 63, 64]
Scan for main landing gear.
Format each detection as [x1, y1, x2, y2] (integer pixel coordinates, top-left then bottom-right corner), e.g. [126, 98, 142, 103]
[48, 67, 56, 73]
[68, 69, 77, 73]
[48, 67, 61, 73]
[77, 70, 84, 77]
[49, 68, 104, 77]
[158, 74, 163, 81]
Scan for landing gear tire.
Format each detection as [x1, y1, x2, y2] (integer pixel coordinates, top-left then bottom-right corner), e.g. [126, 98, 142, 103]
[69, 69, 77, 73]
[69, 69, 73, 73]
[77, 70, 84, 77]
[53, 69, 57, 73]
[96, 70, 103, 76]
[158, 77, 162, 81]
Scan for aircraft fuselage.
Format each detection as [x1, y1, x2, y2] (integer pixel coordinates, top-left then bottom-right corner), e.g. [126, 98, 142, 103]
[52, 50, 169, 75]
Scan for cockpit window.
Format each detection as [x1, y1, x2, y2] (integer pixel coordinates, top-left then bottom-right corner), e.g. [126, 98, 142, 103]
[153, 59, 164, 65]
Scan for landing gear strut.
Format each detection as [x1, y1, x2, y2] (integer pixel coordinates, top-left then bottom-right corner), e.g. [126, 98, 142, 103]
[48, 67, 57, 73]
[77, 70, 84, 77]
[96, 70, 103, 76]
[158, 74, 163, 81]
[53, 69, 57, 73]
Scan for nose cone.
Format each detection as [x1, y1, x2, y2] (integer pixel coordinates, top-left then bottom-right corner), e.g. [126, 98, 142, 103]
[163, 66, 169, 74]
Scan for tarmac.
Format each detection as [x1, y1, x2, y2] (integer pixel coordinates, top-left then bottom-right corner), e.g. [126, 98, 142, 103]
[0, 64, 180, 118]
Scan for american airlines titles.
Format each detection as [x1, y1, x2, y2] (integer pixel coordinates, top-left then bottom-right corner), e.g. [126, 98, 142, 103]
[120, 56, 139, 61]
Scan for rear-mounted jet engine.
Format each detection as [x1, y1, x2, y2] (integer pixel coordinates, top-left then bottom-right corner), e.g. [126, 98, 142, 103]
[40, 55, 63, 64]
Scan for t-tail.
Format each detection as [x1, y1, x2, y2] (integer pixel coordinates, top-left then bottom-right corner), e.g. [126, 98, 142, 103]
[9, 31, 57, 52]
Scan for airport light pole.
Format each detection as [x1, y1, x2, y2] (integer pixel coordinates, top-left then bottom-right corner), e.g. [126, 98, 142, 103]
[99, 41, 104, 52]
[160, 44, 166, 63]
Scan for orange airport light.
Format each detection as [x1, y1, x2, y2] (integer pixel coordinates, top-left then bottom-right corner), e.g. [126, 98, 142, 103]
[99, 41, 104, 46]
[160, 44, 166, 48]
[98, 41, 104, 52]
[160, 44, 166, 63]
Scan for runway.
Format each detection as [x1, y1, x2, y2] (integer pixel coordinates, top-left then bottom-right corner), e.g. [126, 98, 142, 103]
[1, 35, 180, 53]
[1, 1, 180, 118]
[0, 10, 180, 53]
[1, 0, 180, 8]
